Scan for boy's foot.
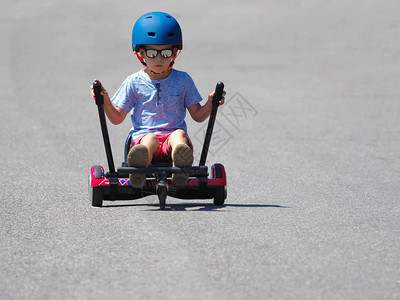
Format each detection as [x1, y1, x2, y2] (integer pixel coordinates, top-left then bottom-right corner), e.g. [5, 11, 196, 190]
[171, 143, 194, 186]
[127, 144, 149, 188]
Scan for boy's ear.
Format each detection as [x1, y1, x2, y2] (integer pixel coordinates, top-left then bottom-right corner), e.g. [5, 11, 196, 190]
[138, 48, 145, 58]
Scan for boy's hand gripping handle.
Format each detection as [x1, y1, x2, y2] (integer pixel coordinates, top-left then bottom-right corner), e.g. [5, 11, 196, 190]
[212, 81, 224, 107]
[93, 81, 104, 106]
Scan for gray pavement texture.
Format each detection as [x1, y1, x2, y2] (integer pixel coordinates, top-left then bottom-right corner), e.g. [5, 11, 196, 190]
[1, 0, 400, 299]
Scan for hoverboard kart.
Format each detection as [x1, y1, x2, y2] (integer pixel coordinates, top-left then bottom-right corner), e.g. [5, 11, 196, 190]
[89, 81, 227, 210]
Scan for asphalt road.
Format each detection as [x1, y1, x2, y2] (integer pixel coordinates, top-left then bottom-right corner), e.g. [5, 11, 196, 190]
[1, 0, 400, 299]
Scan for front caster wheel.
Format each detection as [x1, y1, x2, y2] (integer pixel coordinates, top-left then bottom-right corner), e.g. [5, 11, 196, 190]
[157, 184, 167, 210]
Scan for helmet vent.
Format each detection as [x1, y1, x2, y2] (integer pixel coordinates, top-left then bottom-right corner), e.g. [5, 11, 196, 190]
[146, 16, 152, 19]
[168, 32, 175, 37]
[148, 32, 156, 37]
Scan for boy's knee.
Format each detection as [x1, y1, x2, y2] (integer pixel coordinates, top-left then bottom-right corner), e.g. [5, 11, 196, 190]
[169, 130, 190, 149]
[142, 133, 158, 142]
[140, 133, 159, 148]
[172, 129, 187, 138]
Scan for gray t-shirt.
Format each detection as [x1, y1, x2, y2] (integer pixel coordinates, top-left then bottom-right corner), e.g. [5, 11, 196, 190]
[112, 69, 202, 139]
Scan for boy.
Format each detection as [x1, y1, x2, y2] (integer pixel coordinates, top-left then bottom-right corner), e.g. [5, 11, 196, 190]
[91, 11, 225, 188]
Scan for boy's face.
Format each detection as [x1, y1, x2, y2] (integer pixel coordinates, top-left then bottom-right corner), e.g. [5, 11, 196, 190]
[138, 44, 177, 74]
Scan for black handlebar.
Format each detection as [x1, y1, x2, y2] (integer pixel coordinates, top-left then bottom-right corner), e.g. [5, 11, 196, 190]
[199, 81, 224, 166]
[93, 80, 115, 173]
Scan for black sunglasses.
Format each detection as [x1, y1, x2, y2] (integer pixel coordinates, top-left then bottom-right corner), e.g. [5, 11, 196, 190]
[144, 49, 173, 59]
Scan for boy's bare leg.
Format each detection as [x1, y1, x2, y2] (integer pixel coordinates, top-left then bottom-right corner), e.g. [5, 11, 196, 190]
[140, 133, 160, 166]
[168, 129, 190, 149]
[128, 133, 159, 188]
[168, 129, 194, 186]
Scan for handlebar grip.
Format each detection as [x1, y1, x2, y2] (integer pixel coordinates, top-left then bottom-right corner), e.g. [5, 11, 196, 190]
[93, 81, 104, 106]
[212, 81, 224, 108]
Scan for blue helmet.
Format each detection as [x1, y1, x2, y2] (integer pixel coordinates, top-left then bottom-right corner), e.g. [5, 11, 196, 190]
[132, 12, 183, 52]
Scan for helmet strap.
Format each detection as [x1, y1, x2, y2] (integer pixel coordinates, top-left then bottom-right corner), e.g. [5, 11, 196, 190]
[133, 49, 181, 75]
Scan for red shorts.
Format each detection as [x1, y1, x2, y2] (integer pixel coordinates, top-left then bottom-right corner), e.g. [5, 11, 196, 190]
[130, 133, 193, 163]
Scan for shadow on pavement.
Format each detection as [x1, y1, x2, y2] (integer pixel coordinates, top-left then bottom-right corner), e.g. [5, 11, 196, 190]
[102, 202, 289, 211]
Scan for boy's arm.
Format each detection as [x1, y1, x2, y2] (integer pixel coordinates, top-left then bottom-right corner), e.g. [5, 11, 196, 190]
[91, 81, 128, 125]
[187, 91, 225, 122]
[103, 93, 128, 125]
